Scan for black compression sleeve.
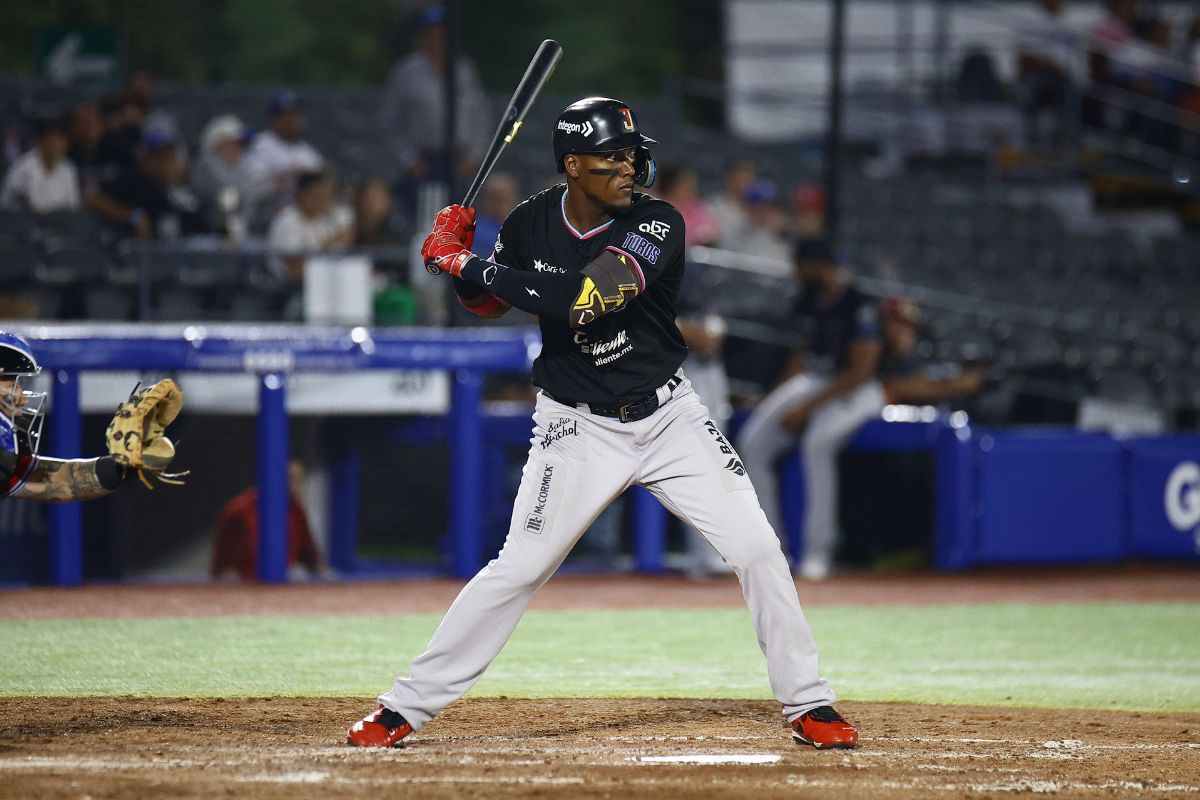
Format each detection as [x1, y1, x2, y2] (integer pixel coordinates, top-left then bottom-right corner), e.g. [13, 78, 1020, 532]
[459, 257, 577, 322]
[452, 276, 486, 301]
[95, 456, 131, 491]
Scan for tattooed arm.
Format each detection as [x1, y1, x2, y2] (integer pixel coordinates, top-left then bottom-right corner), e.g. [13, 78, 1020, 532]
[7, 455, 130, 502]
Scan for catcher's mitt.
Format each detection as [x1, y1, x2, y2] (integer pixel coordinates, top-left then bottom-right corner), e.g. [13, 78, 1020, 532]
[106, 379, 189, 489]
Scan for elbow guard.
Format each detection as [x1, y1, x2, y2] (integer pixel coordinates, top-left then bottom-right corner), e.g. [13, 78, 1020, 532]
[569, 249, 644, 329]
[458, 292, 509, 319]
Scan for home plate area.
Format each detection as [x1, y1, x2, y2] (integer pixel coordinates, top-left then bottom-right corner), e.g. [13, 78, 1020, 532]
[2, 697, 1197, 799]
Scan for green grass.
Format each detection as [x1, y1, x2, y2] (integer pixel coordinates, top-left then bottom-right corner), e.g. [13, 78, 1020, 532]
[2, 603, 1197, 712]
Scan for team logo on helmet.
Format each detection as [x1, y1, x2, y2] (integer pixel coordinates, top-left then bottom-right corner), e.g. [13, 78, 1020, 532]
[619, 107, 635, 132]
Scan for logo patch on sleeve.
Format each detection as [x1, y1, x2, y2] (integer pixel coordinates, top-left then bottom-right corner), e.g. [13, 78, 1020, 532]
[621, 232, 661, 265]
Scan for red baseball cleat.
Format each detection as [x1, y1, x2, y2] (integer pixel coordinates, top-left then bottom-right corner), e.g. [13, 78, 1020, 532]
[347, 705, 413, 748]
[791, 706, 859, 749]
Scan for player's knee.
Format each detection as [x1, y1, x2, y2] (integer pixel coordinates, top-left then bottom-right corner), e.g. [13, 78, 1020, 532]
[718, 514, 787, 570]
[489, 555, 554, 591]
[726, 533, 785, 573]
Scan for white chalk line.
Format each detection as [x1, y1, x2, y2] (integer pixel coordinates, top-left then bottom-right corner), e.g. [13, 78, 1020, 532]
[632, 754, 781, 765]
[233, 770, 329, 784]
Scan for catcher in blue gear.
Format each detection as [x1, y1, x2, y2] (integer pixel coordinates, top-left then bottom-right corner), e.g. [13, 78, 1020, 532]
[0, 331, 185, 501]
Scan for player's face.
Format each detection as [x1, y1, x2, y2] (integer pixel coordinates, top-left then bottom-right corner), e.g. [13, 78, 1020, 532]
[576, 148, 637, 215]
[884, 319, 918, 355]
[0, 376, 26, 417]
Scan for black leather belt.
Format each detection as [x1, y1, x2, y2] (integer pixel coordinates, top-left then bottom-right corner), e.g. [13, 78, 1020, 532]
[548, 375, 682, 423]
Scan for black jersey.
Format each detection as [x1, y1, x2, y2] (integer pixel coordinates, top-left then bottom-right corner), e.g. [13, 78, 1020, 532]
[492, 185, 688, 404]
[791, 283, 880, 373]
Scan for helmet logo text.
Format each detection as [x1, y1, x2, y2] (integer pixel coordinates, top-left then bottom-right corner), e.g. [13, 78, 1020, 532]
[556, 119, 594, 137]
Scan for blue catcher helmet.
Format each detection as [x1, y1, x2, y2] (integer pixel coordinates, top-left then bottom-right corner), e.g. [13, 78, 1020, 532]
[0, 331, 46, 456]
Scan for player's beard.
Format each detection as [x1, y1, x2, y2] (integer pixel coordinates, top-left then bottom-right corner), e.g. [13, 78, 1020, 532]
[581, 183, 633, 217]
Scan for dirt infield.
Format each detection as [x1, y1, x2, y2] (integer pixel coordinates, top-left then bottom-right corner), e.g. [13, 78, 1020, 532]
[3, 562, 1199, 620]
[2, 564, 1197, 798]
[1, 697, 1197, 799]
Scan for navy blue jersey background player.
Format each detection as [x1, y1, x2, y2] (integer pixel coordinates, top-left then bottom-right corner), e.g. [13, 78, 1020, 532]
[0, 331, 134, 501]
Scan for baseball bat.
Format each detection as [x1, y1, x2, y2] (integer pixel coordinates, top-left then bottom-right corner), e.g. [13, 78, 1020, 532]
[427, 38, 563, 275]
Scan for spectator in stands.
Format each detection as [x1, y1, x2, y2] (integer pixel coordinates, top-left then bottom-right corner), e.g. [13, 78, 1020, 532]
[657, 164, 719, 246]
[266, 169, 354, 281]
[1091, 0, 1137, 48]
[1121, 15, 1181, 148]
[956, 47, 1005, 104]
[354, 176, 406, 275]
[1185, 17, 1200, 81]
[710, 159, 756, 251]
[192, 114, 261, 239]
[97, 90, 146, 172]
[355, 176, 419, 325]
[1, 115, 80, 215]
[210, 459, 323, 582]
[1177, 18, 1200, 156]
[125, 68, 157, 111]
[790, 185, 826, 239]
[1016, 0, 1082, 148]
[87, 126, 209, 239]
[241, 90, 323, 201]
[66, 101, 106, 194]
[732, 179, 791, 263]
[1086, 0, 1138, 132]
[470, 172, 519, 259]
[380, 4, 488, 210]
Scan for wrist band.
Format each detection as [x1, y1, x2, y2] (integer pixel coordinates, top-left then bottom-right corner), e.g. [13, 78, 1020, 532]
[95, 456, 131, 491]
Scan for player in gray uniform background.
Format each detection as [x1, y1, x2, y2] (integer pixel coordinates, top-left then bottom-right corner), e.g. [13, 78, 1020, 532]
[738, 259, 986, 581]
[348, 97, 858, 750]
[737, 240, 885, 581]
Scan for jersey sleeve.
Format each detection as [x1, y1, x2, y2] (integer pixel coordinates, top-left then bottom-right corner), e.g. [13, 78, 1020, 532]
[605, 202, 685, 290]
[490, 201, 527, 269]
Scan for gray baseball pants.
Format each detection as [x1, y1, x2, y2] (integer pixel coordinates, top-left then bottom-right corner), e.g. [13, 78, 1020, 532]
[379, 376, 836, 729]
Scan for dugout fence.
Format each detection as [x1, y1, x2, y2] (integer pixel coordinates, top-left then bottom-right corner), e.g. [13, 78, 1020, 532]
[6, 324, 1195, 587]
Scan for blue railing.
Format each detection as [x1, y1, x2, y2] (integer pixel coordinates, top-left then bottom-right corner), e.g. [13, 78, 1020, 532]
[26, 324, 1190, 586]
[27, 324, 539, 585]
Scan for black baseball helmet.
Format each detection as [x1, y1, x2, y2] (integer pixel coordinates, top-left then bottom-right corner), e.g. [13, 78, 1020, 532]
[553, 97, 657, 188]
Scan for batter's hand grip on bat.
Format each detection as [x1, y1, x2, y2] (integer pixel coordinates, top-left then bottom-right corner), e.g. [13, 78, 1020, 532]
[427, 39, 563, 275]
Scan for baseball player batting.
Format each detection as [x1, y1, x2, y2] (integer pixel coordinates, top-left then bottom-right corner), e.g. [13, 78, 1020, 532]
[348, 97, 857, 750]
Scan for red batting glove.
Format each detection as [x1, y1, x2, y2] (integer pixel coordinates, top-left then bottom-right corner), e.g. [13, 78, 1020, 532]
[421, 230, 474, 277]
[431, 204, 476, 250]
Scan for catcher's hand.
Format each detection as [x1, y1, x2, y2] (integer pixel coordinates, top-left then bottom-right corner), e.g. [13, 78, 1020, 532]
[106, 379, 189, 489]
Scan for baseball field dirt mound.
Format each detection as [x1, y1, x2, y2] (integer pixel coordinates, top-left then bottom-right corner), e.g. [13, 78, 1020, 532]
[2, 697, 1197, 799]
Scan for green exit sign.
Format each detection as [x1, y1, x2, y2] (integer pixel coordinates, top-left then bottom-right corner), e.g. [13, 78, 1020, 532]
[35, 27, 125, 87]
